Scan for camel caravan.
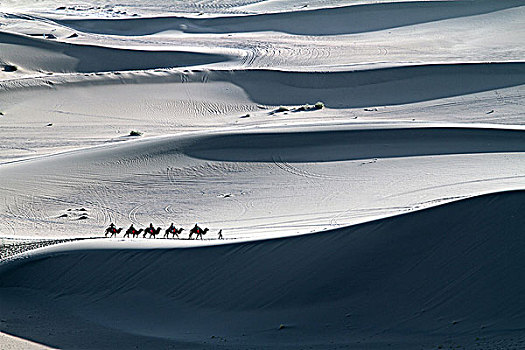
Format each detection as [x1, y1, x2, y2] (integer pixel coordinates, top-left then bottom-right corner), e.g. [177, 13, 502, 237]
[104, 222, 223, 240]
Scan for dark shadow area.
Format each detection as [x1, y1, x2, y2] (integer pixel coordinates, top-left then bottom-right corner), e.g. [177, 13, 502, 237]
[1, 191, 525, 347]
[0, 289, 201, 349]
[219, 62, 525, 108]
[182, 127, 525, 162]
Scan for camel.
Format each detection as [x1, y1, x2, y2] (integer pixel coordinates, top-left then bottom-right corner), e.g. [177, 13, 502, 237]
[124, 228, 143, 238]
[109, 227, 123, 238]
[146, 227, 162, 239]
[189, 224, 201, 239]
[195, 228, 209, 240]
[172, 227, 184, 239]
[163, 226, 174, 239]
[132, 228, 144, 238]
[164, 226, 184, 239]
[105, 226, 116, 237]
[143, 226, 154, 238]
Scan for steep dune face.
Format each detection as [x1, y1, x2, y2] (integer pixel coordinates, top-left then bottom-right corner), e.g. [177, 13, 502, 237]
[1, 191, 525, 348]
[217, 63, 525, 107]
[182, 127, 525, 162]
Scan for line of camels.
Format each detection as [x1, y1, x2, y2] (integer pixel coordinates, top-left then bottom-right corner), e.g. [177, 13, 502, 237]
[105, 223, 223, 240]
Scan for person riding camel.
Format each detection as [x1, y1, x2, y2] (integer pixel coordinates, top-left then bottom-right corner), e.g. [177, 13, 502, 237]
[164, 223, 176, 238]
[143, 223, 155, 238]
[104, 222, 118, 237]
[124, 224, 136, 238]
[189, 223, 201, 239]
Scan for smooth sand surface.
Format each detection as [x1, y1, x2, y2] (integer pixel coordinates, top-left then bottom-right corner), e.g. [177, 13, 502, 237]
[1, 0, 524, 348]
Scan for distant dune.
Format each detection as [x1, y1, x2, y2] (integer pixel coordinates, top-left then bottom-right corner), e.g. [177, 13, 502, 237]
[55, 0, 524, 36]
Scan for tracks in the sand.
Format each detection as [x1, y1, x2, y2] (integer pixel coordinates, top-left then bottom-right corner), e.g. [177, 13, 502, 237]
[0, 237, 102, 261]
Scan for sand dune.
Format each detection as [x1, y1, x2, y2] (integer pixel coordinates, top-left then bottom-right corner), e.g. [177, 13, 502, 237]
[3, 62, 524, 106]
[1, 0, 524, 348]
[55, 0, 524, 36]
[1, 190, 524, 348]
[0, 31, 231, 73]
[1, 124, 523, 239]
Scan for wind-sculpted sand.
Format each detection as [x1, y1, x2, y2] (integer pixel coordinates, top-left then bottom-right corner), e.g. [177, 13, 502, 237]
[1, 0, 524, 348]
[2, 191, 525, 349]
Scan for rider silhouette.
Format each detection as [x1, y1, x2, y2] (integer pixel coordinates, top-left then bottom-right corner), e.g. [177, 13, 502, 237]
[189, 223, 200, 239]
[124, 224, 135, 238]
[105, 222, 117, 237]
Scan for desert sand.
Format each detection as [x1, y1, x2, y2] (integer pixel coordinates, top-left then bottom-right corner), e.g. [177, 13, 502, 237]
[1, 0, 524, 348]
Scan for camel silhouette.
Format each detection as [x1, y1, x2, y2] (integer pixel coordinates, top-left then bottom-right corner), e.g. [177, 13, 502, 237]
[172, 227, 184, 239]
[109, 227, 123, 238]
[124, 227, 143, 238]
[164, 226, 184, 239]
[195, 228, 209, 240]
[143, 226, 154, 238]
[145, 227, 162, 239]
[189, 224, 202, 239]
[105, 226, 116, 237]
[133, 228, 144, 238]
[163, 225, 174, 239]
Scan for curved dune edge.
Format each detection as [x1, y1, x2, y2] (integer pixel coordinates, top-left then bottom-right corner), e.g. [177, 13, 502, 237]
[182, 126, 525, 162]
[1, 190, 525, 348]
[217, 63, 525, 107]
[2, 62, 525, 108]
[53, 0, 525, 36]
[0, 31, 232, 73]
[3, 124, 524, 167]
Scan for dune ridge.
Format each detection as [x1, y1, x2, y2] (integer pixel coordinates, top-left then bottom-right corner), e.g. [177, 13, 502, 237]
[1, 62, 524, 108]
[0, 31, 231, 73]
[54, 0, 525, 36]
[1, 190, 525, 348]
